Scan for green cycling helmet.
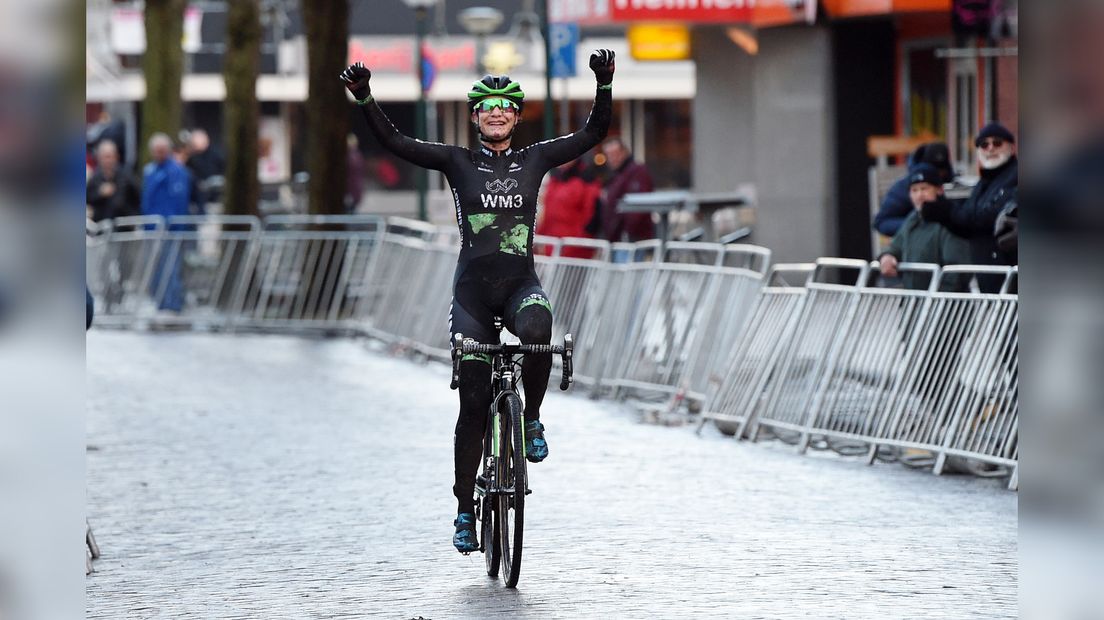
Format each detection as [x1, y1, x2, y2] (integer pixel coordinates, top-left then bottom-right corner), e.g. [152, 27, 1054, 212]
[467, 75, 525, 112]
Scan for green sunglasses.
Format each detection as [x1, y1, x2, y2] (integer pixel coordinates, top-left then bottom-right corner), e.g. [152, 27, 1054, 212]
[474, 98, 519, 112]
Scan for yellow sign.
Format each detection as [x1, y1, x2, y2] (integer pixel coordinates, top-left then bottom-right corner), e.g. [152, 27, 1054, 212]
[484, 41, 525, 75]
[627, 24, 691, 61]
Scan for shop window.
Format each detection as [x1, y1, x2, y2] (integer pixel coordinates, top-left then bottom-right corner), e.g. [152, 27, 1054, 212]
[950, 56, 979, 170]
[642, 100, 692, 189]
[904, 42, 949, 140]
[352, 101, 417, 191]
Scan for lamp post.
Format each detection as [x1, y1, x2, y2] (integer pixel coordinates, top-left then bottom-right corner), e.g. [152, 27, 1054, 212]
[403, 0, 437, 221]
[538, 0, 554, 140]
[458, 7, 504, 75]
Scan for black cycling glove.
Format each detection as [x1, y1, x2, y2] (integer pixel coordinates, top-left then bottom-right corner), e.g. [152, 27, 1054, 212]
[920, 196, 952, 223]
[339, 62, 372, 101]
[590, 49, 615, 86]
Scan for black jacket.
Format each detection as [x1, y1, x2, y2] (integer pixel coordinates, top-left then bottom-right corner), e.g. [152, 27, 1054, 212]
[86, 167, 142, 222]
[923, 156, 1017, 266]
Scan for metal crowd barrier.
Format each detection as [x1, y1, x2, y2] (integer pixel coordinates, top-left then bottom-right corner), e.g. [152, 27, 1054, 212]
[702, 263, 816, 437]
[750, 258, 873, 442]
[533, 236, 613, 388]
[231, 216, 385, 331]
[87, 215, 1018, 488]
[700, 257, 1018, 489]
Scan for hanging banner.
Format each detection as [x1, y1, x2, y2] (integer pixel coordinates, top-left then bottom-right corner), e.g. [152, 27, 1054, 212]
[110, 6, 203, 54]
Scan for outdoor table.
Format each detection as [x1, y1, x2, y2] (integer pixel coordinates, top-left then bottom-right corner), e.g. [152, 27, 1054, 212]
[617, 190, 750, 243]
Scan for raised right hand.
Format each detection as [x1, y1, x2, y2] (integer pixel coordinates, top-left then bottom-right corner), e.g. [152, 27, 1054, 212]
[339, 62, 372, 101]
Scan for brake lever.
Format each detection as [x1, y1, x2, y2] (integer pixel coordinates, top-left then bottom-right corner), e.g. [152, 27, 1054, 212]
[559, 333, 574, 391]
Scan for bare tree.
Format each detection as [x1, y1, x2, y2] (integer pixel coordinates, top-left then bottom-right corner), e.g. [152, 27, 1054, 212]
[141, 0, 186, 165]
[222, 0, 261, 217]
[298, 1, 351, 319]
[302, 0, 349, 215]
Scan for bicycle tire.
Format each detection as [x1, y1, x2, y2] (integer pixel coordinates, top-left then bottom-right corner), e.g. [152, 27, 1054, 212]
[480, 416, 500, 577]
[481, 492, 500, 576]
[497, 393, 526, 587]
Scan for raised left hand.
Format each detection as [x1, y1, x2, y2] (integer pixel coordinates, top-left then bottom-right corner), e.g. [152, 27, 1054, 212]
[590, 49, 615, 86]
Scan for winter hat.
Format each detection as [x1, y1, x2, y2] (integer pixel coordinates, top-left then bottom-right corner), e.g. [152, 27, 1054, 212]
[975, 122, 1015, 146]
[908, 163, 943, 187]
[915, 142, 953, 181]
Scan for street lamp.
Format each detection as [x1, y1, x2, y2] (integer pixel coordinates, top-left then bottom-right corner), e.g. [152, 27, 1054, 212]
[403, 0, 438, 221]
[537, 0, 555, 140]
[458, 7, 504, 75]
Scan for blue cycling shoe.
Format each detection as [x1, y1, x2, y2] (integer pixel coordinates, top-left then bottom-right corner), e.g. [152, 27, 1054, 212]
[525, 419, 549, 463]
[453, 513, 478, 553]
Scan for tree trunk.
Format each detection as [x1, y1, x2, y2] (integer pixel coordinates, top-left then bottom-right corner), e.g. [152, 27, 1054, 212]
[300, 1, 351, 320]
[222, 0, 261, 218]
[302, 0, 349, 216]
[141, 0, 186, 166]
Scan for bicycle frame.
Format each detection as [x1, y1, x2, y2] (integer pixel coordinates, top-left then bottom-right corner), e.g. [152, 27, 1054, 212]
[450, 331, 573, 586]
[453, 335, 574, 497]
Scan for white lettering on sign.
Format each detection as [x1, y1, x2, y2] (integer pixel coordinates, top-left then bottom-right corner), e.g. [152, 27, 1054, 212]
[347, 38, 476, 73]
[549, 0, 610, 22]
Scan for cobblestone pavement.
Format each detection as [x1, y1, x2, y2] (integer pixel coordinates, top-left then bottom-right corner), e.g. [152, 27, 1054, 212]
[86, 331, 1017, 619]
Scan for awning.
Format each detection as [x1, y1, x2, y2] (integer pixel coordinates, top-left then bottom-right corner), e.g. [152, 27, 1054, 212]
[549, 0, 815, 28]
[821, 0, 949, 18]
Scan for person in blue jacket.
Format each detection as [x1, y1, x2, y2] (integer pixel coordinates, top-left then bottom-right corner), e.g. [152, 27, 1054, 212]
[872, 142, 954, 238]
[141, 133, 191, 312]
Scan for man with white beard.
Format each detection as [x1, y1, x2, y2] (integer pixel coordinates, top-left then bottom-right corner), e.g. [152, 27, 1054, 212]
[923, 121, 1018, 292]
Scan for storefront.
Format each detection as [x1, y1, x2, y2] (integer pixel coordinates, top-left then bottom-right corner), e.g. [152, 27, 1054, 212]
[550, 0, 1017, 261]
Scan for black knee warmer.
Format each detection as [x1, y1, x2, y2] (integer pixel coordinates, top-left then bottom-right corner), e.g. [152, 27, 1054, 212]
[453, 359, 491, 513]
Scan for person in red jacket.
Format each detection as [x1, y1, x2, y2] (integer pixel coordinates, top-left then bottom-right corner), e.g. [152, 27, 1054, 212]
[596, 137, 655, 242]
[536, 158, 601, 259]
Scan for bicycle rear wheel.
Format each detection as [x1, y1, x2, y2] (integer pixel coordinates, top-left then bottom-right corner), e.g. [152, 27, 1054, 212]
[497, 393, 526, 587]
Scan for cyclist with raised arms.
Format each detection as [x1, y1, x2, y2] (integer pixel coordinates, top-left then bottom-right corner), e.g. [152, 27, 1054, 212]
[340, 49, 615, 553]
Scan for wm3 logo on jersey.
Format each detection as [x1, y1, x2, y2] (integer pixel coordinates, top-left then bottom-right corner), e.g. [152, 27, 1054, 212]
[481, 178, 522, 209]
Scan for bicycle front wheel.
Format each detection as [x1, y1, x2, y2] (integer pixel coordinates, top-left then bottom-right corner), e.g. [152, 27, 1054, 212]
[479, 410, 501, 577]
[481, 485, 500, 577]
[497, 393, 526, 587]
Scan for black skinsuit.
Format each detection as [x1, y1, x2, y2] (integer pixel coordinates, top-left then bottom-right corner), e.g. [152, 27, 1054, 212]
[357, 87, 611, 512]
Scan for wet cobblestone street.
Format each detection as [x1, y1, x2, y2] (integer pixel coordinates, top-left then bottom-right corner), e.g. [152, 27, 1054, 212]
[86, 331, 1016, 619]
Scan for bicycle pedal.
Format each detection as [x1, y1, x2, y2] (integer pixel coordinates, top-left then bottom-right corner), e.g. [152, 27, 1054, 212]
[525, 488, 532, 495]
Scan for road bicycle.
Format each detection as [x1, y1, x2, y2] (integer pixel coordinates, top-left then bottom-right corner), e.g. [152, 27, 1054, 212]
[450, 326, 573, 588]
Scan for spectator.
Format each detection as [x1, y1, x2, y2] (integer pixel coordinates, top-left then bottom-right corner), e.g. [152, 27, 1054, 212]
[346, 134, 366, 213]
[173, 139, 206, 216]
[364, 156, 402, 190]
[873, 142, 954, 238]
[536, 158, 601, 259]
[878, 163, 971, 291]
[186, 128, 225, 205]
[922, 122, 1018, 292]
[87, 110, 129, 168]
[593, 138, 655, 243]
[143, 133, 191, 218]
[86, 140, 141, 222]
[185, 129, 224, 181]
[142, 133, 191, 312]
